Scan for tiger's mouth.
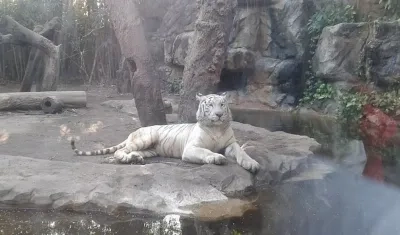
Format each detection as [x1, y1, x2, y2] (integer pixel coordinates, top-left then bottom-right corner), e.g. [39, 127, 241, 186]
[211, 117, 226, 123]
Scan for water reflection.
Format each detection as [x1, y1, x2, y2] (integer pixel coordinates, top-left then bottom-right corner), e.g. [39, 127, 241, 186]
[2, 159, 400, 235]
[0, 207, 258, 235]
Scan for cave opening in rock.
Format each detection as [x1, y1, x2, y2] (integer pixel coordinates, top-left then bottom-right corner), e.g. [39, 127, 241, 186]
[218, 69, 248, 92]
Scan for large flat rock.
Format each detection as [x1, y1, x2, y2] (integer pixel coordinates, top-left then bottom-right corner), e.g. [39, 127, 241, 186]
[0, 155, 243, 215]
[0, 99, 322, 216]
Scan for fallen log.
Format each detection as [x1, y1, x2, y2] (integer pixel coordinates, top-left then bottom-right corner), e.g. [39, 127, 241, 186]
[41, 96, 64, 114]
[0, 91, 87, 111]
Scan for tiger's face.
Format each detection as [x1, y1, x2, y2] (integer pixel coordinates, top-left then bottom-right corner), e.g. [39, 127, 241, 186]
[196, 92, 232, 126]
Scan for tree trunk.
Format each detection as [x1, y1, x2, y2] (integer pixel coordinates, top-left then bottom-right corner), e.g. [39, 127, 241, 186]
[177, 0, 237, 123]
[20, 49, 42, 92]
[104, 0, 166, 127]
[0, 16, 61, 91]
[41, 46, 61, 91]
[20, 17, 61, 92]
[116, 57, 134, 93]
[0, 91, 87, 111]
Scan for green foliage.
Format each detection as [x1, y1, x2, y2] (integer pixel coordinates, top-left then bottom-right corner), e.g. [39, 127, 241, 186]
[300, 2, 356, 107]
[166, 77, 183, 94]
[299, 80, 335, 106]
[232, 229, 242, 235]
[337, 92, 369, 138]
[307, 3, 356, 50]
[337, 90, 400, 139]
[370, 90, 400, 115]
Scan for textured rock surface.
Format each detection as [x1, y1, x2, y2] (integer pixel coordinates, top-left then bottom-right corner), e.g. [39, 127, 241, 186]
[313, 21, 400, 88]
[0, 99, 320, 215]
[169, 32, 193, 67]
[313, 23, 370, 83]
[0, 155, 229, 215]
[366, 21, 400, 87]
[231, 122, 321, 186]
[158, 0, 315, 107]
[225, 48, 255, 70]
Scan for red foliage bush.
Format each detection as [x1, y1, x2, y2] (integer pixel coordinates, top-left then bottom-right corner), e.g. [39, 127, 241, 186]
[359, 104, 397, 148]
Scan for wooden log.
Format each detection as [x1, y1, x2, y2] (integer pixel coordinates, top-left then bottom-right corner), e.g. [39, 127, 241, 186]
[0, 91, 87, 111]
[41, 96, 64, 114]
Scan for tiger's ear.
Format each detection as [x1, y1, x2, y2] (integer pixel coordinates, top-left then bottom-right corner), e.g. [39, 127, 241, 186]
[196, 93, 204, 101]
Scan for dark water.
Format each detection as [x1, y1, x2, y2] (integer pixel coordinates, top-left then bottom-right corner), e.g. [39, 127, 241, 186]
[2, 109, 399, 234]
[2, 160, 400, 235]
[0, 205, 259, 235]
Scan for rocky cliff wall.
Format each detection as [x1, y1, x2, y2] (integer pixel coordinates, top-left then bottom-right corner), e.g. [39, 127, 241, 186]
[131, 0, 395, 110]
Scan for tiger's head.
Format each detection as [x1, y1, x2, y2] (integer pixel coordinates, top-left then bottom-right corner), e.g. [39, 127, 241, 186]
[196, 92, 232, 126]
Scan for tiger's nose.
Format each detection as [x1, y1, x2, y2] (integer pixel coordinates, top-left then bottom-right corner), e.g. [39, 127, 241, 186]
[216, 113, 223, 118]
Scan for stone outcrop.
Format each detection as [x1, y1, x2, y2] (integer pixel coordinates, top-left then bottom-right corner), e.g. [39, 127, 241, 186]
[139, 0, 397, 109]
[0, 99, 321, 215]
[313, 23, 370, 84]
[156, 0, 316, 108]
[313, 21, 400, 89]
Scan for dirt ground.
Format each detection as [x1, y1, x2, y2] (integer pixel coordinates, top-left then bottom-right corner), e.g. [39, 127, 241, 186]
[0, 84, 165, 164]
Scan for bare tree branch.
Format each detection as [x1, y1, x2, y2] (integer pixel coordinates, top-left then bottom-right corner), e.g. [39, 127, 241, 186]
[0, 16, 59, 56]
[0, 16, 61, 91]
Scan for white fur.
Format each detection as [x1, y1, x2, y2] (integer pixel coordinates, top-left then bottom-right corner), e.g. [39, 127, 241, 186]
[74, 93, 261, 173]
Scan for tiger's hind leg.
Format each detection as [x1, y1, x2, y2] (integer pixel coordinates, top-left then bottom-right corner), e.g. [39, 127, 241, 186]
[104, 149, 158, 164]
[104, 128, 158, 164]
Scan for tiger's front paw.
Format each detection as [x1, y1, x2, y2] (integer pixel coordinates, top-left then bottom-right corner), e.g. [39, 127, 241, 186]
[127, 152, 145, 165]
[239, 158, 261, 173]
[205, 153, 227, 165]
[102, 156, 117, 164]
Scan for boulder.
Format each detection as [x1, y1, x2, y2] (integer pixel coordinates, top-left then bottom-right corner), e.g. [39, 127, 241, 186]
[313, 21, 400, 88]
[312, 23, 370, 83]
[366, 21, 400, 87]
[231, 122, 321, 186]
[0, 99, 321, 215]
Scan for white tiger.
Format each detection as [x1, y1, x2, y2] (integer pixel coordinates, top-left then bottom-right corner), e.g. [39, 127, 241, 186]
[70, 92, 261, 173]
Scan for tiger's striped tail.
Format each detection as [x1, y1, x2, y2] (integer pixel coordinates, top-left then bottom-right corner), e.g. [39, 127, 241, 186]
[70, 139, 126, 156]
